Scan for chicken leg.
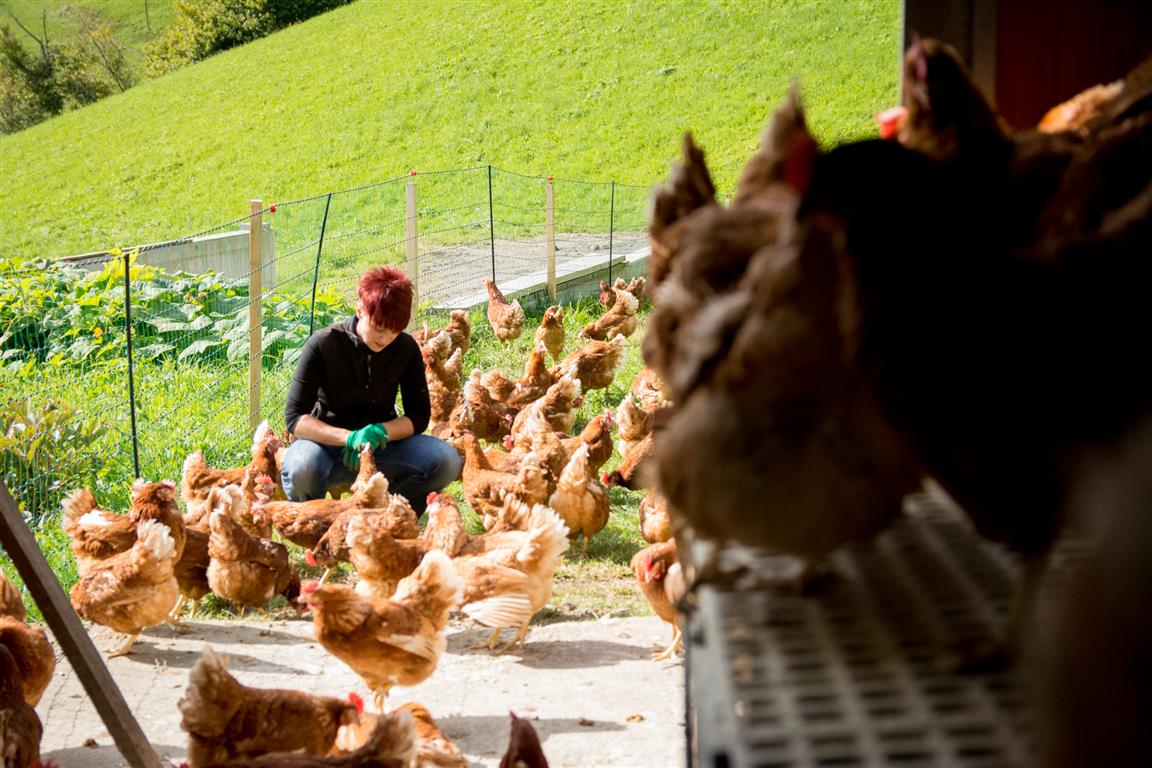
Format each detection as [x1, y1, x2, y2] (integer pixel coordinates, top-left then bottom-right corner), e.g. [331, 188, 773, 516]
[652, 623, 682, 661]
[108, 632, 139, 658]
[471, 627, 504, 651]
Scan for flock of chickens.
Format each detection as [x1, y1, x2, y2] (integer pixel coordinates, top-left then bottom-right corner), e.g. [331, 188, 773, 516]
[6, 33, 1149, 768]
[1, 270, 684, 767]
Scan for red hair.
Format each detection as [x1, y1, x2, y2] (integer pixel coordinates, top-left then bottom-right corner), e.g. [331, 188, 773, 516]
[358, 266, 413, 331]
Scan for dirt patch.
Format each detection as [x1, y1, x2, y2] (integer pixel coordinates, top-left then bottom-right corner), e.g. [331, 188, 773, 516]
[38, 615, 685, 767]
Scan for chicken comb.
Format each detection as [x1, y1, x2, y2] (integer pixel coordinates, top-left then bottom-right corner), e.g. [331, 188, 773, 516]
[305, 550, 318, 567]
[257, 473, 273, 486]
[426, 491, 438, 506]
[502, 434, 514, 450]
[602, 472, 612, 485]
[300, 580, 321, 596]
[348, 691, 365, 715]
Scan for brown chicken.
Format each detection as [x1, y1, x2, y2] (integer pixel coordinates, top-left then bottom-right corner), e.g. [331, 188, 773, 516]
[614, 394, 652, 458]
[548, 444, 610, 554]
[640, 87, 922, 573]
[413, 309, 472, 358]
[630, 365, 670, 412]
[499, 712, 549, 768]
[453, 502, 569, 651]
[195, 709, 415, 768]
[0, 613, 55, 707]
[207, 508, 296, 616]
[183, 420, 284, 519]
[345, 513, 429, 604]
[603, 431, 655, 491]
[259, 472, 389, 553]
[485, 279, 525, 343]
[173, 484, 245, 622]
[533, 305, 565, 364]
[70, 519, 181, 656]
[1038, 80, 1125, 135]
[638, 490, 672, 544]
[424, 344, 464, 426]
[309, 485, 421, 577]
[508, 374, 582, 439]
[460, 433, 551, 529]
[0, 573, 24, 622]
[178, 647, 359, 767]
[551, 335, 627, 392]
[301, 550, 462, 711]
[560, 412, 615, 476]
[631, 540, 685, 660]
[481, 342, 556, 406]
[338, 700, 467, 767]
[0, 644, 42, 768]
[449, 370, 519, 443]
[61, 479, 185, 578]
[579, 286, 639, 340]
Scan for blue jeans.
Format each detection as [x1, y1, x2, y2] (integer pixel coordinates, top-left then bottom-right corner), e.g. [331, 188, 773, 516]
[280, 434, 462, 514]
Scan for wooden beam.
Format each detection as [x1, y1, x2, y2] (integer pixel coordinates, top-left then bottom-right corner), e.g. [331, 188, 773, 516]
[0, 480, 163, 768]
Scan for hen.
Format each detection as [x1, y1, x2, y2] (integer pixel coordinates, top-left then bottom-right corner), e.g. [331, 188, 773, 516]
[207, 507, 296, 617]
[638, 489, 672, 544]
[508, 374, 582, 439]
[630, 365, 670, 412]
[485, 279, 525, 343]
[448, 370, 519, 443]
[178, 647, 359, 767]
[414, 309, 472, 358]
[614, 394, 653, 458]
[338, 700, 467, 768]
[309, 480, 420, 578]
[533, 305, 565, 363]
[0, 644, 42, 768]
[548, 444, 610, 554]
[183, 420, 284, 520]
[0, 612, 55, 707]
[460, 433, 551, 529]
[579, 286, 639, 340]
[603, 431, 656, 491]
[559, 412, 615, 476]
[551, 335, 627, 392]
[61, 479, 184, 578]
[453, 501, 569, 651]
[70, 519, 181, 656]
[193, 709, 415, 768]
[481, 342, 556, 407]
[260, 473, 390, 554]
[424, 342, 464, 426]
[499, 712, 549, 768]
[345, 513, 430, 604]
[631, 540, 685, 660]
[301, 550, 462, 711]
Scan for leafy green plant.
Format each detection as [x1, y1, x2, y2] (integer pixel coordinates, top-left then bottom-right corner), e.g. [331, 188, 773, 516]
[0, 397, 109, 524]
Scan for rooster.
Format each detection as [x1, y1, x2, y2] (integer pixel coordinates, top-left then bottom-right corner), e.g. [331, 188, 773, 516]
[178, 647, 359, 767]
[301, 551, 462, 712]
[485, 279, 525, 343]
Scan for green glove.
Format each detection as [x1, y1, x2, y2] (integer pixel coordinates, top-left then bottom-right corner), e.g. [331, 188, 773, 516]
[343, 423, 389, 469]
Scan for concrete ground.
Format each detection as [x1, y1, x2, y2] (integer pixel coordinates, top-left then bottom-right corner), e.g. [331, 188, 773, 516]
[37, 615, 686, 768]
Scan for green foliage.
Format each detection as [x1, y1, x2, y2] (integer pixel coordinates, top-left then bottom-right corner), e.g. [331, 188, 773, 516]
[0, 4, 133, 134]
[0, 0, 900, 260]
[0, 397, 109, 522]
[146, 0, 352, 76]
[0, 253, 351, 369]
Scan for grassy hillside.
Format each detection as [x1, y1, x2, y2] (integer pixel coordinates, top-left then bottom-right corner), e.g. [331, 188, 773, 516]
[2, 0, 174, 54]
[0, 0, 901, 260]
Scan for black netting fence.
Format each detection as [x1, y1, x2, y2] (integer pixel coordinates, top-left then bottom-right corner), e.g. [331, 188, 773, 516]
[0, 165, 656, 526]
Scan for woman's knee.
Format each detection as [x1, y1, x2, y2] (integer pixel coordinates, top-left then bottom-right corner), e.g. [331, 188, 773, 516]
[280, 441, 331, 501]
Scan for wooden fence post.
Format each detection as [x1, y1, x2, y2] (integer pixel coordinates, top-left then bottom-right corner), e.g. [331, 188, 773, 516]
[405, 172, 420, 329]
[248, 199, 263, 430]
[546, 176, 556, 301]
[0, 480, 163, 768]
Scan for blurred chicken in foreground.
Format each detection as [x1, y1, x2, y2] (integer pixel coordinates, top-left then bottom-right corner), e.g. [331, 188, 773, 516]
[499, 712, 549, 768]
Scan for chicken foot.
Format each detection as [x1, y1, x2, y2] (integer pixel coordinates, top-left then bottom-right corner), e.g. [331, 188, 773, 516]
[107, 632, 139, 658]
[652, 623, 683, 661]
[471, 627, 504, 651]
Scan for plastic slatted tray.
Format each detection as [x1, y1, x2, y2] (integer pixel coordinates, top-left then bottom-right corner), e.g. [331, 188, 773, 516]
[686, 492, 1032, 768]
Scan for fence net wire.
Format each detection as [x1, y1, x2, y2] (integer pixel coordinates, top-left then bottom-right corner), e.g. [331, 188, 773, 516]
[0, 166, 656, 532]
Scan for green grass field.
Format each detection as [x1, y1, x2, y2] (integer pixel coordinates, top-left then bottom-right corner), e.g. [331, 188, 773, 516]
[2, 0, 175, 64]
[0, 0, 901, 261]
